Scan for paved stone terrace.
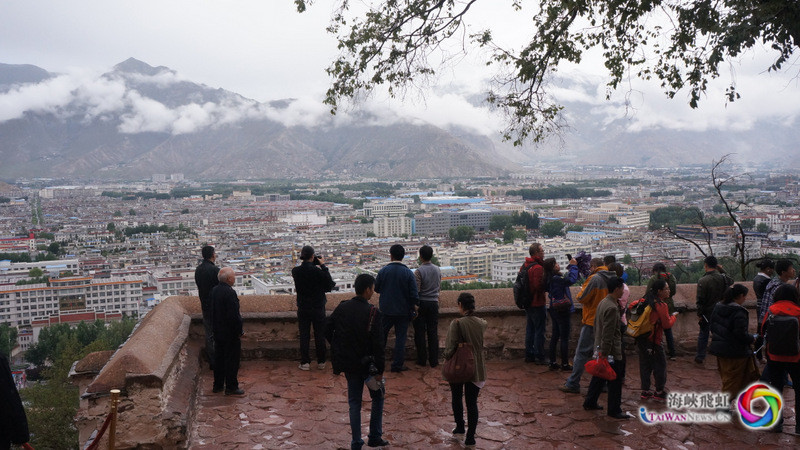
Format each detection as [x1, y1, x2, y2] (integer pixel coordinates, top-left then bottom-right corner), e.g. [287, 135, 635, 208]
[188, 355, 798, 449]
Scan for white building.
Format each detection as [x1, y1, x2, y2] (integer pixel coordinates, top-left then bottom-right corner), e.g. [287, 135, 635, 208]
[0, 276, 143, 327]
[364, 199, 410, 218]
[373, 216, 413, 237]
[491, 260, 521, 282]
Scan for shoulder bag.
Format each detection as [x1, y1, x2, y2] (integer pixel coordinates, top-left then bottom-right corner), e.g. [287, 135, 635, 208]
[442, 318, 476, 383]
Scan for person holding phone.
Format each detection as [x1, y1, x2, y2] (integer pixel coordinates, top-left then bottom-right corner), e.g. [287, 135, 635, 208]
[292, 245, 336, 371]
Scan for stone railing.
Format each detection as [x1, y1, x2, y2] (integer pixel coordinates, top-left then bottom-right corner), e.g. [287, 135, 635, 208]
[71, 282, 756, 449]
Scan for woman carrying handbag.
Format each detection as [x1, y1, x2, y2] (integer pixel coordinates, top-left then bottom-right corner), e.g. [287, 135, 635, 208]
[443, 293, 487, 449]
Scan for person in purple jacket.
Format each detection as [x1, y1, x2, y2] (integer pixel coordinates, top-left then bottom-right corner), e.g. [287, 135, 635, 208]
[544, 257, 579, 371]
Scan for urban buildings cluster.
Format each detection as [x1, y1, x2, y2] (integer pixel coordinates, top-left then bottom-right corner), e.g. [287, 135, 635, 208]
[1, 165, 798, 356]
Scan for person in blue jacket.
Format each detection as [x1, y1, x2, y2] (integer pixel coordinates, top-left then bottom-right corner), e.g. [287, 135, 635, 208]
[545, 257, 579, 371]
[375, 244, 419, 372]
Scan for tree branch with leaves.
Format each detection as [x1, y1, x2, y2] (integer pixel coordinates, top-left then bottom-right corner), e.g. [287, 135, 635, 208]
[297, 0, 800, 145]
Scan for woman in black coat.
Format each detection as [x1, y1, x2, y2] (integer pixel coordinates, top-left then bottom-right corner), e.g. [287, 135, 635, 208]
[1, 353, 29, 449]
[708, 284, 759, 402]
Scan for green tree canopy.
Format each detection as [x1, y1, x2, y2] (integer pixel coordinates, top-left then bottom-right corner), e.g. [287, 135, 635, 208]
[449, 225, 475, 242]
[0, 324, 18, 357]
[540, 220, 565, 238]
[490, 215, 514, 231]
[757, 223, 770, 233]
[296, 0, 798, 144]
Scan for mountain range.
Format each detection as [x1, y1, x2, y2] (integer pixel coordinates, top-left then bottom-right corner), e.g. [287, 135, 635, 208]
[0, 58, 797, 181]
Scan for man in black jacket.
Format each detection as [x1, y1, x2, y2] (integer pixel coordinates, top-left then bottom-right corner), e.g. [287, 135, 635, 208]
[326, 274, 388, 450]
[292, 245, 336, 371]
[1, 353, 29, 449]
[194, 245, 220, 368]
[211, 267, 244, 396]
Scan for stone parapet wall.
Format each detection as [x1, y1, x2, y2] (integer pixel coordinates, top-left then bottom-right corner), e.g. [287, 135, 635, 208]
[72, 282, 756, 449]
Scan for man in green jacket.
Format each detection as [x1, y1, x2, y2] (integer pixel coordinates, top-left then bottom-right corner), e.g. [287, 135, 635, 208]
[695, 256, 733, 364]
[583, 276, 631, 419]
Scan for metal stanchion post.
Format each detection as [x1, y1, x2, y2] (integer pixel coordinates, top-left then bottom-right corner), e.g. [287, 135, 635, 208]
[109, 389, 120, 450]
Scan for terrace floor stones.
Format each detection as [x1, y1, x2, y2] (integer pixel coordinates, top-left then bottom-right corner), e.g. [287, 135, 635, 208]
[188, 356, 798, 449]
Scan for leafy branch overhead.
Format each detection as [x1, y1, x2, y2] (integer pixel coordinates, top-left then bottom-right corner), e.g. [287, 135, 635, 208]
[296, 0, 799, 145]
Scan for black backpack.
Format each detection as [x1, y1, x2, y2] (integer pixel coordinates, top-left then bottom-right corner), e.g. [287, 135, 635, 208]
[513, 262, 547, 309]
[513, 263, 532, 309]
[765, 313, 800, 357]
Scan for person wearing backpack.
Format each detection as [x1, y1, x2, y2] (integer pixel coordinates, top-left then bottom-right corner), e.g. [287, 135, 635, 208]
[636, 279, 677, 401]
[760, 284, 800, 434]
[522, 243, 548, 364]
[544, 257, 579, 371]
[709, 284, 759, 404]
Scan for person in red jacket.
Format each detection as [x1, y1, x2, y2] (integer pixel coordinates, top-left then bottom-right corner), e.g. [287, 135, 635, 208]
[522, 243, 547, 364]
[636, 279, 677, 402]
[761, 284, 800, 434]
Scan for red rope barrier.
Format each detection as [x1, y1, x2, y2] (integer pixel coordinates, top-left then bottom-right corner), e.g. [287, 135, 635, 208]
[85, 409, 115, 450]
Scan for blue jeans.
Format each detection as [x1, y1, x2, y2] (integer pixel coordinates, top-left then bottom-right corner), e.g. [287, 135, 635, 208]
[382, 315, 410, 371]
[345, 372, 384, 449]
[696, 318, 710, 361]
[548, 308, 571, 365]
[525, 306, 547, 362]
[565, 324, 594, 390]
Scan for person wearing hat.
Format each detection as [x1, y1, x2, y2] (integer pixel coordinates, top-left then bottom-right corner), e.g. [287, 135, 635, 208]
[292, 245, 336, 371]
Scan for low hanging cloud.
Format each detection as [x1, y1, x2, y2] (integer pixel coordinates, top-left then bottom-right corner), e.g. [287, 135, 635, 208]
[1, 58, 798, 139]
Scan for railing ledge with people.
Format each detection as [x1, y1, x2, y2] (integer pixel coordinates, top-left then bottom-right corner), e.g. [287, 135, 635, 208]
[70, 283, 757, 449]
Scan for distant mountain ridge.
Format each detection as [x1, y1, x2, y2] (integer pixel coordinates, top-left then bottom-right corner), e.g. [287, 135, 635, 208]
[0, 58, 797, 181]
[0, 58, 511, 180]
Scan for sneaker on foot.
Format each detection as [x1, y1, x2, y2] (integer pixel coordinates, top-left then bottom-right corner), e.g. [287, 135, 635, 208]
[640, 390, 653, 400]
[549, 362, 560, 371]
[298, 363, 310, 371]
[653, 390, 668, 401]
[464, 436, 476, 447]
[560, 364, 573, 371]
[317, 362, 326, 370]
[224, 388, 245, 396]
[452, 426, 465, 436]
[694, 357, 704, 365]
[558, 384, 580, 394]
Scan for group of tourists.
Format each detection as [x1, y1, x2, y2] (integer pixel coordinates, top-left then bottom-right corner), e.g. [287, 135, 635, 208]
[192, 241, 800, 448]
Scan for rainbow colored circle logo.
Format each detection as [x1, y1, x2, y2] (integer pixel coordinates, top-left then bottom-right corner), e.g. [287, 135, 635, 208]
[737, 383, 782, 429]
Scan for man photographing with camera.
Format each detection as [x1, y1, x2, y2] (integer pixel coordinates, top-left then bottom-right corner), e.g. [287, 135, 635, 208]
[292, 245, 336, 371]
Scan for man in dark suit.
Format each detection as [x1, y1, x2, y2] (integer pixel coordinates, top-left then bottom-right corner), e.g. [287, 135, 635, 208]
[194, 245, 220, 368]
[326, 274, 388, 450]
[211, 267, 244, 396]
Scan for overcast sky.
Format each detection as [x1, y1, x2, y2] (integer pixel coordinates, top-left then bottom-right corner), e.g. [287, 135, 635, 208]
[2, 0, 799, 140]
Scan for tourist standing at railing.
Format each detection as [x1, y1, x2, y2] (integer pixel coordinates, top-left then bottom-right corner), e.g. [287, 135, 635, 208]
[560, 258, 614, 394]
[444, 292, 487, 449]
[375, 244, 419, 373]
[211, 267, 244, 396]
[326, 274, 388, 450]
[695, 256, 733, 365]
[709, 284, 759, 403]
[544, 257, 578, 371]
[752, 259, 774, 361]
[522, 243, 548, 365]
[194, 245, 220, 369]
[413, 245, 442, 368]
[647, 263, 678, 359]
[1, 353, 29, 450]
[292, 245, 336, 371]
[757, 259, 796, 324]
